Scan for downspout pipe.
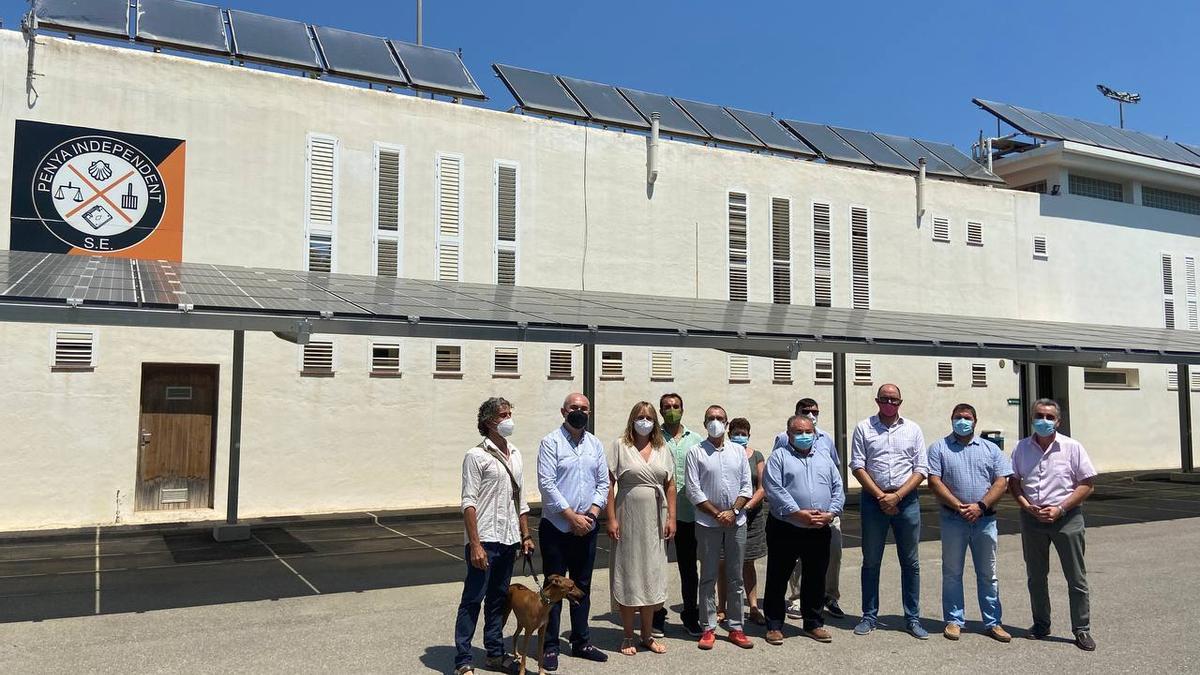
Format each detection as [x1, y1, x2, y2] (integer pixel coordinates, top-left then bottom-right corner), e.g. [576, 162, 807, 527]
[916, 156, 926, 225]
[647, 112, 660, 185]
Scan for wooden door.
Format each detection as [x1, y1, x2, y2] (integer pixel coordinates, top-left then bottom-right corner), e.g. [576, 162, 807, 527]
[135, 364, 218, 511]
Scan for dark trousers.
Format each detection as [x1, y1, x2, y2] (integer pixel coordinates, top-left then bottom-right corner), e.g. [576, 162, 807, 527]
[1020, 508, 1090, 633]
[453, 541, 518, 669]
[656, 519, 700, 625]
[764, 515, 831, 631]
[539, 519, 598, 652]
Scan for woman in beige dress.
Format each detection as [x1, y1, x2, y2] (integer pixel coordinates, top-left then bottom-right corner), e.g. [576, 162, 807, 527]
[605, 401, 677, 656]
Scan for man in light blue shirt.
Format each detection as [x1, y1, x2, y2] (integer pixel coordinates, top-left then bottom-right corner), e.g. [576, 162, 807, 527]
[685, 404, 754, 650]
[536, 392, 610, 668]
[773, 397, 845, 619]
[927, 402, 1013, 643]
[762, 414, 843, 645]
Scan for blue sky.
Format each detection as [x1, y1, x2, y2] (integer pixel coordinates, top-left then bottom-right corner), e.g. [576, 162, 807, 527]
[5, 0, 1197, 149]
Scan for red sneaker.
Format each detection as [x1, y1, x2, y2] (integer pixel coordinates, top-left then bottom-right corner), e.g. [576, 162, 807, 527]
[697, 629, 716, 650]
[728, 630, 754, 649]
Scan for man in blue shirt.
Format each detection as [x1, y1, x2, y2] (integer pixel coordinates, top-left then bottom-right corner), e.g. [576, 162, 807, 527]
[762, 414, 844, 645]
[927, 402, 1013, 643]
[773, 397, 845, 619]
[537, 392, 610, 669]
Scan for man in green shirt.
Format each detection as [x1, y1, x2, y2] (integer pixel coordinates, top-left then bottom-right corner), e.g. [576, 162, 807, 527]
[652, 392, 706, 637]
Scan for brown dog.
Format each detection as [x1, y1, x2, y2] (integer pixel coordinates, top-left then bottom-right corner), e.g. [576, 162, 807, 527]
[502, 574, 584, 675]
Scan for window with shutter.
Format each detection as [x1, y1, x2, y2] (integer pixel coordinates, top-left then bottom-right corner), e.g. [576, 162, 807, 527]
[495, 161, 519, 285]
[850, 206, 870, 309]
[812, 202, 832, 307]
[301, 340, 335, 376]
[376, 237, 398, 277]
[771, 197, 791, 304]
[371, 343, 401, 376]
[434, 344, 463, 376]
[436, 153, 463, 282]
[727, 354, 751, 383]
[966, 221, 983, 246]
[813, 356, 833, 385]
[548, 349, 574, 379]
[650, 350, 674, 381]
[937, 361, 954, 385]
[728, 192, 748, 302]
[1167, 367, 1200, 392]
[373, 144, 403, 277]
[600, 351, 624, 379]
[1186, 256, 1198, 330]
[932, 216, 950, 243]
[1083, 368, 1139, 389]
[305, 134, 337, 272]
[1164, 253, 1176, 329]
[853, 358, 873, 385]
[492, 346, 520, 377]
[772, 358, 793, 384]
[1033, 235, 1048, 260]
[52, 330, 95, 370]
[971, 362, 987, 387]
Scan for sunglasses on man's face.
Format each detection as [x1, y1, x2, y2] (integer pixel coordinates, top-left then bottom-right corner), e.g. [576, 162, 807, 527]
[876, 397, 901, 405]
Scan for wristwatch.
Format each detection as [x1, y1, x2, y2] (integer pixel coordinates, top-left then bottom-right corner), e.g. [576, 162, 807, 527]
[976, 500, 995, 516]
[732, 507, 743, 518]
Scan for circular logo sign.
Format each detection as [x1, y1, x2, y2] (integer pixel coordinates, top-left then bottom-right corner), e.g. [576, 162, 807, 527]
[32, 135, 166, 252]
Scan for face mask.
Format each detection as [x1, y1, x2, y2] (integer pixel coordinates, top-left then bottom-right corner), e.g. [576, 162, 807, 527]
[805, 412, 819, 423]
[662, 409, 682, 425]
[952, 418, 974, 436]
[792, 433, 815, 450]
[633, 418, 655, 436]
[878, 402, 900, 418]
[730, 434, 749, 446]
[565, 409, 589, 430]
[705, 419, 726, 438]
[1033, 418, 1057, 437]
[496, 418, 515, 438]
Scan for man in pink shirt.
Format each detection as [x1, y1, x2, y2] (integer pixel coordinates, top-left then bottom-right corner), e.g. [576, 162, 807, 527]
[1008, 398, 1097, 652]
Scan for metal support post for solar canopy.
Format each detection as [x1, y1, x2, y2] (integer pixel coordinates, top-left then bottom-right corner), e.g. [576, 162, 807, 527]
[1179, 363, 1194, 473]
[1017, 361, 1031, 439]
[833, 352, 848, 485]
[583, 343, 596, 433]
[214, 330, 251, 542]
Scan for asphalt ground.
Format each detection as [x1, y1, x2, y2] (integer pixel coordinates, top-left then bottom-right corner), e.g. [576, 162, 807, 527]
[0, 473, 1198, 672]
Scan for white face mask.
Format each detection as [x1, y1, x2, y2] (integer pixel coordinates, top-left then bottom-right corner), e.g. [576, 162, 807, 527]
[633, 418, 655, 436]
[705, 419, 726, 438]
[496, 418, 515, 438]
[805, 412, 818, 423]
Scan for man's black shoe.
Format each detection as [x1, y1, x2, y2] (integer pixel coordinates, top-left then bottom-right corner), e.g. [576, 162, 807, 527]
[1074, 631, 1096, 652]
[571, 644, 608, 662]
[824, 599, 846, 619]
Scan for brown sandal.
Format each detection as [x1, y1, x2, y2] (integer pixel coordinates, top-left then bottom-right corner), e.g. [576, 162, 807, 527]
[619, 638, 638, 656]
[641, 637, 667, 654]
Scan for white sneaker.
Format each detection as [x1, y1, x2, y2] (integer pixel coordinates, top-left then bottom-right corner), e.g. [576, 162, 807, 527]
[785, 600, 803, 619]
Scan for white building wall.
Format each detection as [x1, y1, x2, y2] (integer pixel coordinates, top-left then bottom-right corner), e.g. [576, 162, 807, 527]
[0, 33, 1191, 531]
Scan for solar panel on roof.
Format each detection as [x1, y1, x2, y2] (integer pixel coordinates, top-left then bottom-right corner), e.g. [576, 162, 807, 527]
[672, 99, 763, 147]
[390, 41, 484, 99]
[973, 99, 1058, 138]
[228, 9, 322, 70]
[36, 0, 130, 38]
[782, 120, 872, 165]
[616, 88, 707, 138]
[311, 25, 407, 87]
[493, 64, 586, 119]
[135, 0, 228, 55]
[557, 76, 647, 128]
[1040, 112, 1116, 148]
[874, 133, 962, 178]
[831, 127, 916, 171]
[914, 139, 1005, 183]
[1122, 128, 1200, 165]
[724, 108, 815, 156]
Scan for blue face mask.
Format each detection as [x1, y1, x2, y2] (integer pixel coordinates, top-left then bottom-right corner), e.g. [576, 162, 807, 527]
[952, 418, 974, 436]
[730, 434, 749, 446]
[792, 433, 815, 450]
[1033, 418, 1057, 437]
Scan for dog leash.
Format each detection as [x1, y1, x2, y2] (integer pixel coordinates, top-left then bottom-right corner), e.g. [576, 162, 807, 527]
[522, 550, 542, 590]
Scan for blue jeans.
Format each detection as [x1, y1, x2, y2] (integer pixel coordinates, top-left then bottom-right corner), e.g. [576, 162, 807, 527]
[539, 519, 598, 652]
[453, 541, 518, 669]
[940, 511, 1002, 627]
[860, 491, 921, 623]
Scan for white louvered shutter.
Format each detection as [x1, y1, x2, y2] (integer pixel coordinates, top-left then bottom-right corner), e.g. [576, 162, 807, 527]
[727, 354, 751, 383]
[850, 206, 870, 309]
[1164, 254, 1176, 329]
[966, 221, 983, 246]
[772, 359, 793, 384]
[771, 198, 791, 304]
[813, 356, 833, 384]
[1033, 235, 1048, 259]
[376, 149, 401, 232]
[301, 341, 334, 374]
[376, 238, 398, 277]
[493, 347, 520, 376]
[53, 331, 94, 369]
[306, 135, 337, 272]
[496, 163, 518, 285]
[548, 349, 574, 379]
[932, 216, 950, 242]
[435, 345, 463, 374]
[728, 192, 748, 302]
[437, 154, 463, 282]
[307, 232, 333, 273]
[971, 362, 987, 387]
[371, 343, 401, 374]
[853, 359, 873, 385]
[937, 361, 954, 385]
[600, 351, 624, 379]
[650, 350, 674, 381]
[1187, 256, 1197, 330]
[813, 203, 832, 307]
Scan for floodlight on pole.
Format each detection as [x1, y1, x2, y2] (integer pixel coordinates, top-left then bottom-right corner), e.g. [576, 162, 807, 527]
[1097, 84, 1141, 129]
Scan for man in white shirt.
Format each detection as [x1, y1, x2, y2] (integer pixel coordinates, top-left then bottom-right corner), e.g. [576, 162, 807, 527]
[453, 397, 534, 675]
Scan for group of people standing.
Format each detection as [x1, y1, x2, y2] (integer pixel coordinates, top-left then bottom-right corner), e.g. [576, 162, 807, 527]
[452, 385, 1098, 675]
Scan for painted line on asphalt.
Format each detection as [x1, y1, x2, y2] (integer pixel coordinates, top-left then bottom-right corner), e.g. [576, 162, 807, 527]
[367, 512, 463, 562]
[252, 534, 321, 595]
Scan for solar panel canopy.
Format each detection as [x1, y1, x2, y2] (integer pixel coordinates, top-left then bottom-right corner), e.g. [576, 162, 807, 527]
[558, 76, 648, 128]
[726, 108, 815, 156]
[832, 127, 916, 171]
[390, 41, 484, 99]
[673, 99, 763, 147]
[313, 25, 407, 86]
[36, 0, 130, 38]
[492, 64, 586, 119]
[617, 87, 707, 138]
[783, 120, 872, 166]
[228, 9, 322, 70]
[135, 0, 228, 55]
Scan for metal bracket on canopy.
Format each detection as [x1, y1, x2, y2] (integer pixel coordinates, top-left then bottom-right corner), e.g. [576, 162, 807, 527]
[66, 298, 82, 308]
[272, 319, 313, 345]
